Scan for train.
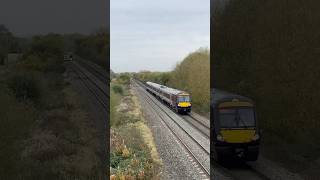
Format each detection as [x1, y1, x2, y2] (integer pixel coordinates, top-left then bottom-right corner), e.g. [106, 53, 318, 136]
[211, 88, 260, 162]
[63, 52, 73, 61]
[144, 81, 192, 114]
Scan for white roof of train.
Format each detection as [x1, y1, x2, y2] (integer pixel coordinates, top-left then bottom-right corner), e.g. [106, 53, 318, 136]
[146, 81, 189, 96]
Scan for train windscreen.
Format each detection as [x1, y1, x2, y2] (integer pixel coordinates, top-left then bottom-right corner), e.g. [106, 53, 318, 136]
[218, 108, 255, 128]
[178, 96, 190, 102]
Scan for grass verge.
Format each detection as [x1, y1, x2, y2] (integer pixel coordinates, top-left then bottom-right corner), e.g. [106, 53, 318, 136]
[110, 80, 161, 179]
[0, 54, 101, 179]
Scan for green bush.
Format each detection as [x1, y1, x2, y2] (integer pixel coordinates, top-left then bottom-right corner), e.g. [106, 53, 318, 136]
[7, 73, 41, 102]
[44, 57, 65, 73]
[169, 48, 210, 114]
[112, 85, 123, 95]
[74, 28, 109, 69]
[17, 54, 65, 74]
[118, 73, 131, 85]
[0, 87, 37, 179]
[29, 34, 64, 57]
[18, 54, 46, 72]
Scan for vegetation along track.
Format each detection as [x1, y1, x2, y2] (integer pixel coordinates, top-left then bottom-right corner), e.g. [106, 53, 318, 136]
[68, 61, 109, 109]
[132, 80, 210, 179]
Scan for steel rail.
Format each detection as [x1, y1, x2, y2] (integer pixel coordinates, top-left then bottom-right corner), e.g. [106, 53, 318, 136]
[135, 80, 209, 154]
[133, 81, 210, 179]
[134, 79, 270, 180]
[69, 62, 108, 109]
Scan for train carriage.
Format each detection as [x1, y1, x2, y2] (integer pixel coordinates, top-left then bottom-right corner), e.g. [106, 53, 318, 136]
[145, 81, 192, 113]
[211, 88, 260, 162]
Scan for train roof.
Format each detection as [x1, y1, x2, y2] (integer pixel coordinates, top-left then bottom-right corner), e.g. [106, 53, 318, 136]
[211, 88, 253, 106]
[146, 81, 189, 96]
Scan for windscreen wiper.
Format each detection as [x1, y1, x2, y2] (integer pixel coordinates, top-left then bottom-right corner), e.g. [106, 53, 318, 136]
[237, 110, 248, 128]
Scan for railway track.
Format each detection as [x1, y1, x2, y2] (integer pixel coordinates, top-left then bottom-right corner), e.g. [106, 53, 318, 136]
[136, 79, 210, 138]
[76, 57, 109, 85]
[181, 115, 210, 138]
[68, 61, 108, 109]
[67, 61, 275, 180]
[134, 79, 272, 180]
[135, 81, 210, 154]
[189, 113, 210, 129]
[133, 80, 210, 179]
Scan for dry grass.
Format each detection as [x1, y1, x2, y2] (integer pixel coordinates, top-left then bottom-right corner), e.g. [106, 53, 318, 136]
[0, 32, 104, 179]
[110, 82, 161, 179]
[20, 86, 101, 179]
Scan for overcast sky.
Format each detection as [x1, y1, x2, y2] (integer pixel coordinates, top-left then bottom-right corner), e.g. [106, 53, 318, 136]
[0, 0, 109, 36]
[111, 0, 210, 73]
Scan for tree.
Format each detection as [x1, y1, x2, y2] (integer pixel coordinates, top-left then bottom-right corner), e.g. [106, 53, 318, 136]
[212, 0, 320, 136]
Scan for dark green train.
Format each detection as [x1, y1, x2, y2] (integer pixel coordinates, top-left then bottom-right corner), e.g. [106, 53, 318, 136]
[211, 89, 260, 162]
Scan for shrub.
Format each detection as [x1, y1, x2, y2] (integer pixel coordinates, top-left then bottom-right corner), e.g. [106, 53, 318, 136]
[0, 87, 37, 179]
[118, 73, 131, 85]
[112, 85, 123, 95]
[17, 54, 47, 72]
[44, 57, 65, 73]
[6, 72, 41, 102]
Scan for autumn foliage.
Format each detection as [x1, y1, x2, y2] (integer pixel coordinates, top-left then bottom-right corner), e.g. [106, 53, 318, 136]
[136, 48, 210, 115]
[212, 0, 320, 140]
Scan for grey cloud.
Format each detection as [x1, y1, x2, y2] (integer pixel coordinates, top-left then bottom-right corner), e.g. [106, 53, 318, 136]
[1, 0, 109, 36]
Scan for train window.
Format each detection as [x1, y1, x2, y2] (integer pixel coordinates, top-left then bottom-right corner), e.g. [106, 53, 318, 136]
[238, 108, 255, 127]
[218, 108, 255, 128]
[178, 96, 190, 102]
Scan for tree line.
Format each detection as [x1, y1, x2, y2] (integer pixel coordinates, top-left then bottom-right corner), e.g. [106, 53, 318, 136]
[74, 27, 109, 69]
[136, 48, 210, 115]
[212, 0, 320, 140]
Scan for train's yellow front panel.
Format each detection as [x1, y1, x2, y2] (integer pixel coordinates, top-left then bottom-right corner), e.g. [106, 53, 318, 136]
[178, 102, 191, 107]
[220, 129, 256, 143]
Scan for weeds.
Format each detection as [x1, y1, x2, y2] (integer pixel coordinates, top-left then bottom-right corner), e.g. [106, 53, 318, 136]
[113, 85, 124, 95]
[110, 81, 161, 179]
[20, 86, 101, 179]
[110, 129, 160, 180]
[0, 86, 37, 178]
[6, 72, 42, 102]
[0, 27, 103, 179]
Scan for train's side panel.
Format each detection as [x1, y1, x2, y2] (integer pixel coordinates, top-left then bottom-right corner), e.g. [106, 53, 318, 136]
[161, 91, 173, 106]
[145, 81, 191, 113]
[147, 82, 175, 106]
[146, 83, 159, 97]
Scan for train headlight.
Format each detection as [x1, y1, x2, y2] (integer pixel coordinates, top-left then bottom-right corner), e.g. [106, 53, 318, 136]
[217, 134, 224, 142]
[252, 134, 260, 141]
